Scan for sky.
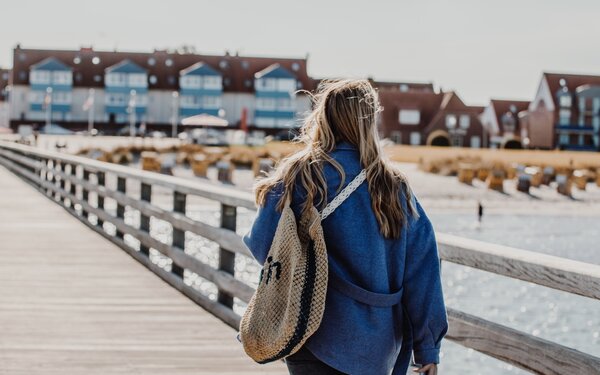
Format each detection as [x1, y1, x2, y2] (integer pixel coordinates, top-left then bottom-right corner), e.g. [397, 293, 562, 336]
[1, 0, 600, 105]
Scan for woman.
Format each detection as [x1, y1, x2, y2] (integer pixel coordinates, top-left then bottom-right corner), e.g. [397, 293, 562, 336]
[242, 79, 448, 375]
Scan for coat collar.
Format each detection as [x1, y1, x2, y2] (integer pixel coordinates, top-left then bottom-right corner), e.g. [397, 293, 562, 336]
[336, 141, 358, 150]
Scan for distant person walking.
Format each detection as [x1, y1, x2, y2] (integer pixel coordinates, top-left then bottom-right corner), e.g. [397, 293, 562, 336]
[478, 201, 484, 222]
[242, 79, 448, 375]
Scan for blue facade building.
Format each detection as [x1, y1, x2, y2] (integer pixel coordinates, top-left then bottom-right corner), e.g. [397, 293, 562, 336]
[179, 62, 223, 117]
[104, 59, 148, 123]
[28, 57, 73, 121]
[254, 64, 298, 128]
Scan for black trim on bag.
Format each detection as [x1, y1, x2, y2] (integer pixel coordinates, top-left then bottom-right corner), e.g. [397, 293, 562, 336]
[259, 238, 317, 363]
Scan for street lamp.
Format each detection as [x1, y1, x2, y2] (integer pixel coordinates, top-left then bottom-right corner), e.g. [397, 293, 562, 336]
[128, 89, 137, 137]
[171, 91, 179, 138]
[45, 87, 53, 132]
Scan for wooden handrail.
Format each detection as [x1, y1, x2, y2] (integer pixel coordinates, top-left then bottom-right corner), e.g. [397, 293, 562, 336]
[1, 141, 599, 375]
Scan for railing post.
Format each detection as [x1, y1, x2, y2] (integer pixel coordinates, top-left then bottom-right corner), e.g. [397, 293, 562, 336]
[218, 203, 236, 308]
[59, 162, 67, 204]
[69, 164, 77, 208]
[96, 171, 105, 228]
[82, 168, 90, 218]
[171, 191, 186, 277]
[140, 182, 152, 256]
[116, 176, 126, 239]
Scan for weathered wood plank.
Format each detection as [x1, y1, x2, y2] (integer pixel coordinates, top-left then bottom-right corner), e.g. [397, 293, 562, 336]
[0, 164, 284, 374]
[0, 140, 256, 209]
[438, 233, 600, 301]
[447, 308, 600, 375]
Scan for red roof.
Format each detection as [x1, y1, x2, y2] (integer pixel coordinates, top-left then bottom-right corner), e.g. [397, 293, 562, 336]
[543, 72, 600, 105]
[11, 47, 315, 93]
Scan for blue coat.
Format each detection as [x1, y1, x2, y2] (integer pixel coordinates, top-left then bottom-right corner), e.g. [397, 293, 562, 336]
[242, 141, 448, 375]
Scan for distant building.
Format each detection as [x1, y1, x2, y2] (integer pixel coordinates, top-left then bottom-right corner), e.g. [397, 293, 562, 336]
[0, 68, 9, 128]
[523, 72, 600, 151]
[9, 46, 315, 134]
[378, 87, 486, 148]
[480, 99, 530, 149]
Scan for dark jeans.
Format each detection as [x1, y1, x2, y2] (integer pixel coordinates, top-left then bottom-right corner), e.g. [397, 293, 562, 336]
[285, 346, 347, 375]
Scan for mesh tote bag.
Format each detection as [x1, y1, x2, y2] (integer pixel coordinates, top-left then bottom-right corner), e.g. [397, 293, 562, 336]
[239, 169, 367, 363]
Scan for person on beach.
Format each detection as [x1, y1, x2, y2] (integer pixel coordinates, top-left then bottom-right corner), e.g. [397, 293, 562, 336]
[243, 79, 448, 375]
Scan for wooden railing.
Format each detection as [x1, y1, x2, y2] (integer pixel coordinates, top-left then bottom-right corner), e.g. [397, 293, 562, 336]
[0, 140, 599, 375]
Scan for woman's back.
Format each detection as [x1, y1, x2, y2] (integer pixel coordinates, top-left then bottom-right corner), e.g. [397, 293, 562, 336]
[242, 79, 447, 375]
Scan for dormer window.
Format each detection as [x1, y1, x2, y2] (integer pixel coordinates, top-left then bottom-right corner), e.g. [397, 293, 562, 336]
[501, 112, 516, 132]
[398, 109, 420, 125]
[559, 94, 572, 108]
[459, 114, 470, 129]
[446, 114, 457, 129]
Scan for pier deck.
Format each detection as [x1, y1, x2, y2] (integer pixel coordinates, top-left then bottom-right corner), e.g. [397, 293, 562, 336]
[0, 165, 284, 375]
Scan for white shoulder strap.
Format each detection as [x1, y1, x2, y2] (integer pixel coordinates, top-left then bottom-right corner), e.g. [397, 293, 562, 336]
[320, 169, 367, 220]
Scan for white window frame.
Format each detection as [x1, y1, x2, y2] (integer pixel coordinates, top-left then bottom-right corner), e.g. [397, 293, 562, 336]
[459, 114, 470, 129]
[470, 135, 481, 148]
[256, 97, 277, 110]
[105, 73, 126, 87]
[410, 132, 421, 145]
[52, 71, 72, 85]
[277, 78, 296, 92]
[128, 73, 148, 88]
[202, 96, 221, 109]
[398, 109, 420, 125]
[53, 92, 72, 104]
[203, 76, 222, 90]
[559, 109, 571, 125]
[559, 95, 572, 108]
[446, 114, 457, 129]
[255, 117, 277, 127]
[30, 70, 51, 85]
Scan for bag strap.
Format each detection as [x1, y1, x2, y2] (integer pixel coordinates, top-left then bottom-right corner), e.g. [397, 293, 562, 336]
[320, 169, 367, 220]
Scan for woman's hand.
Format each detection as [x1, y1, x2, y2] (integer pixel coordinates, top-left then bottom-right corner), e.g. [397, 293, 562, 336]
[413, 363, 437, 374]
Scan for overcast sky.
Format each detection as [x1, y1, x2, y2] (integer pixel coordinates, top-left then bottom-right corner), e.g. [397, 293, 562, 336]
[2, 0, 599, 105]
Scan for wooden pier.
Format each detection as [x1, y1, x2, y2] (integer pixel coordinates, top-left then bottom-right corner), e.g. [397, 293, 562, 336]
[0, 165, 284, 374]
[0, 139, 599, 375]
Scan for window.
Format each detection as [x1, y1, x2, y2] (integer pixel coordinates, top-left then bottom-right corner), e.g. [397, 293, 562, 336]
[470, 135, 481, 148]
[202, 96, 221, 109]
[165, 58, 173, 67]
[30, 70, 50, 85]
[410, 132, 421, 145]
[92, 56, 101, 65]
[179, 95, 200, 108]
[291, 62, 300, 71]
[558, 94, 572, 108]
[445, 114, 457, 129]
[390, 131, 402, 143]
[180, 75, 201, 89]
[148, 57, 156, 66]
[277, 78, 296, 92]
[278, 98, 294, 110]
[28, 91, 45, 103]
[105, 73, 126, 86]
[459, 114, 470, 129]
[256, 97, 276, 110]
[203, 76, 222, 89]
[105, 93, 126, 106]
[149, 75, 158, 85]
[73, 56, 81, 64]
[399, 84, 409, 92]
[559, 109, 571, 125]
[255, 117, 276, 127]
[53, 92, 72, 104]
[128, 73, 148, 88]
[559, 133, 570, 145]
[52, 71, 72, 85]
[398, 109, 420, 125]
[255, 78, 276, 91]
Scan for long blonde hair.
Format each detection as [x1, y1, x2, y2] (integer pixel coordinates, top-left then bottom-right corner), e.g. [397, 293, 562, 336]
[254, 79, 417, 239]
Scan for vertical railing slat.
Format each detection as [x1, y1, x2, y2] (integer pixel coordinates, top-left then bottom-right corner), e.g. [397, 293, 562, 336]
[172, 191, 186, 277]
[116, 176, 126, 239]
[96, 171, 105, 228]
[218, 204, 236, 308]
[140, 182, 152, 256]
